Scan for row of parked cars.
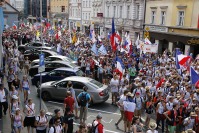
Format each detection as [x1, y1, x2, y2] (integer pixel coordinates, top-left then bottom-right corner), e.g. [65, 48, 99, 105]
[20, 41, 109, 105]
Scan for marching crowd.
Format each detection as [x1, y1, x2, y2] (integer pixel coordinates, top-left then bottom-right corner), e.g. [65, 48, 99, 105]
[0, 25, 199, 133]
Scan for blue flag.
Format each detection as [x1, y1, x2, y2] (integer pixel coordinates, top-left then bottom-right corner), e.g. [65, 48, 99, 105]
[190, 67, 199, 84]
[91, 43, 98, 56]
[98, 44, 107, 55]
[175, 48, 182, 69]
[0, 7, 4, 34]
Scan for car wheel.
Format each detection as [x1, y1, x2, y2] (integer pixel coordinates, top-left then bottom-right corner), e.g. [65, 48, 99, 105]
[36, 81, 41, 88]
[41, 91, 51, 101]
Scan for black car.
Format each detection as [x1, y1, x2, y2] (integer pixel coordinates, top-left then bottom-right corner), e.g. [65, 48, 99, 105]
[23, 50, 57, 61]
[29, 60, 80, 77]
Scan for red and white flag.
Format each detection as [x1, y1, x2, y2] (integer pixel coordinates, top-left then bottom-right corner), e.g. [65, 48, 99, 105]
[177, 54, 191, 66]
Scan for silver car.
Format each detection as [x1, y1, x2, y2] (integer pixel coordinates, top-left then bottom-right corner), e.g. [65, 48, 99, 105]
[38, 76, 110, 104]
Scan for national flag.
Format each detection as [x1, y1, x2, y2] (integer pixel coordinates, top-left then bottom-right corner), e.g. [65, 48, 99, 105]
[72, 33, 77, 43]
[156, 78, 165, 89]
[123, 101, 136, 121]
[190, 67, 199, 85]
[12, 23, 17, 30]
[91, 43, 98, 56]
[177, 54, 191, 66]
[144, 38, 152, 45]
[98, 44, 107, 55]
[135, 34, 140, 46]
[98, 35, 102, 42]
[110, 18, 117, 51]
[175, 48, 182, 69]
[125, 32, 128, 38]
[46, 22, 51, 29]
[116, 57, 125, 79]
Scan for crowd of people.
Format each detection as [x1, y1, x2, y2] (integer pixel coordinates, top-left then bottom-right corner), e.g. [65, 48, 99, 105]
[0, 25, 199, 133]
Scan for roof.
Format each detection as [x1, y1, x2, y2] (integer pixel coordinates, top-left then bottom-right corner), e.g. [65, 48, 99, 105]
[63, 76, 92, 82]
[4, 1, 20, 13]
[54, 67, 79, 72]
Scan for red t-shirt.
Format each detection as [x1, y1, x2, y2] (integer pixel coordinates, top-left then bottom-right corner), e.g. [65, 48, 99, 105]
[64, 96, 75, 112]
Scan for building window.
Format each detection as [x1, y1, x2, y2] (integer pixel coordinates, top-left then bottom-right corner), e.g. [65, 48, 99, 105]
[107, 6, 109, 17]
[136, 4, 140, 19]
[61, 6, 65, 12]
[88, 13, 90, 19]
[151, 11, 156, 24]
[127, 5, 130, 19]
[161, 11, 166, 25]
[113, 6, 116, 17]
[120, 6, 122, 18]
[83, 13, 84, 19]
[178, 11, 184, 26]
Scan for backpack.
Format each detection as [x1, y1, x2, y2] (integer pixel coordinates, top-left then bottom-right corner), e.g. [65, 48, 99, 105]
[90, 120, 101, 133]
[79, 92, 88, 107]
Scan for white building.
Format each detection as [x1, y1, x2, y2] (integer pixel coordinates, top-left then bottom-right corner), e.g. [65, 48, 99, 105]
[82, 0, 92, 35]
[69, 0, 82, 31]
[104, 0, 145, 43]
[91, 0, 105, 36]
[9, 0, 24, 12]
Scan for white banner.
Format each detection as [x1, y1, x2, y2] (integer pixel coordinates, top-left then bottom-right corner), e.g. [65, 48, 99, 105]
[143, 43, 159, 53]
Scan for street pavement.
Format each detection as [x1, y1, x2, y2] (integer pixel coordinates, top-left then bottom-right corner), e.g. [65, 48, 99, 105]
[1, 69, 161, 133]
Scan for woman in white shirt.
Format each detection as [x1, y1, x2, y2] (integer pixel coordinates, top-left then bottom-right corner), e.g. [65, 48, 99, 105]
[110, 75, 119, 105]
[49, 117, 63, 133]
[35, 109, 48, 133]
[21, 75, 30, 103]
[23, 99, 36, 133]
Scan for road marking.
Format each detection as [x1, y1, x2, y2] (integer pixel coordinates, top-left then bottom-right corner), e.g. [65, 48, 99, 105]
[87, 115, 113, 123]
[48, 101, 121, 115]
[73, 122, 120, 133]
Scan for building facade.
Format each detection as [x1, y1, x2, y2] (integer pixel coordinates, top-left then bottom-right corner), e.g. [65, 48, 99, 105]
[104, 0, 145, 43]
[69, 0, 82, 31]
[49, 0, 69, 26]
[145, 0, 199, 57]
[91, 0, 105, 36]
[3, 2, 19, 26]
[82, 0, 92, 36]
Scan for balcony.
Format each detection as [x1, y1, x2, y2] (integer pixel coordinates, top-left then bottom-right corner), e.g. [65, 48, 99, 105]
[105, 18, 143, 28]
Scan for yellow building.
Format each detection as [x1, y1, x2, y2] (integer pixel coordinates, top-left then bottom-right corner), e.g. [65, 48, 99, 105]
[145, 0, 199, 57]
[49, 0, 69, 26]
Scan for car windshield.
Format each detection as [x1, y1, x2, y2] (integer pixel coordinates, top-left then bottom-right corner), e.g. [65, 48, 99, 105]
[89, 79, 103, 88]
[76, 70, 84, 76]
[69, 63, 77, 68]
[63, 57, 73, 62]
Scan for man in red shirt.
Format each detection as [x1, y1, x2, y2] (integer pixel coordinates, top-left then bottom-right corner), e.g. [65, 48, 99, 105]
[64, 91, 75, 116]
[92, 113, 104, 133]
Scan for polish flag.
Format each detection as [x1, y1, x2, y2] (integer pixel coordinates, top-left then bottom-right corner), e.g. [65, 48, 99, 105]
[177, 54, 191, 66]
[144, 38, 152, 45]
[13, 23, 17, 30]
[123, 101, 136, 121]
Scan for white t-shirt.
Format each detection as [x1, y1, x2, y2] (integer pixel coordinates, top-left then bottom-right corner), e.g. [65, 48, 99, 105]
[118, 95, 127, 110]
[36, 115, 48, 130]
[25, 103, 35, 117]
[110, 78, 119, 92]
[146, 130, 158, 133]
[49, 124, 63, 133]
[0, 89, 6, 102]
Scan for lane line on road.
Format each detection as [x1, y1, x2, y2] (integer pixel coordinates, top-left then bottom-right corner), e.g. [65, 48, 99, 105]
[73, 122, 120, 133]
[48, 101, 121, 115]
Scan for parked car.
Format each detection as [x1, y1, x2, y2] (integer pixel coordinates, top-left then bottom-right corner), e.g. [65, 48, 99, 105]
[37, 76, 110, 104]
[32, 67, 84, 87]
[30, 55, 77, 67]
[18, 42, 50, 53]
[23, 50, 57, 61]
[29, 60, 79, 77]
[24, 47, 56, 54]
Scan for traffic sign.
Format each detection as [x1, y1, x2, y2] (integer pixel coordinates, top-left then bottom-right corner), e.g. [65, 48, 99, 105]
[38, 54, 45, 73]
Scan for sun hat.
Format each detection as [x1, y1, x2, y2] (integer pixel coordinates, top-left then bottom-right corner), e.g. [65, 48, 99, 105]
[12, 95, 18, 100]
[149, 122, 157, 130]
[15, 108, 20, 111]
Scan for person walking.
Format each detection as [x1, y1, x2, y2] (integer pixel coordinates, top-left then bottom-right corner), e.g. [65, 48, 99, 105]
[64, 107, 74, 133]
[49, 117, 63, 133]
[35, 109, 48, 133]
[64, 91, 74, 115]
[12, 108, 23, 133]
[91, 113, 104, 133]
[23, 98, 36, 133]
[0, 84, 8, 119]
[21, 75, 30, 103]
[77, 86, 91, 124]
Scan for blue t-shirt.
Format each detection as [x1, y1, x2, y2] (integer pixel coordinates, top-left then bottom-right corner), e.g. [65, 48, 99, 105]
[77, 92, 91, 107]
